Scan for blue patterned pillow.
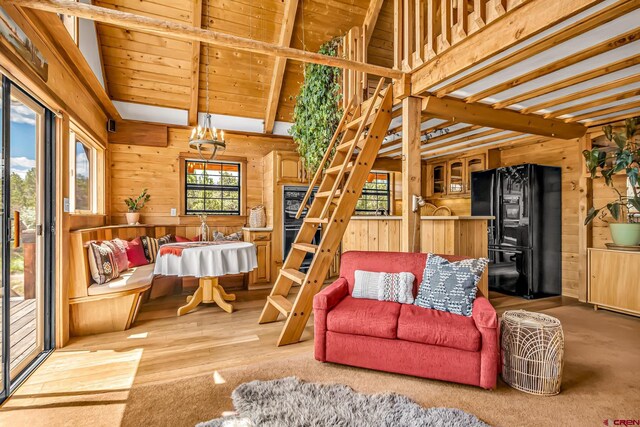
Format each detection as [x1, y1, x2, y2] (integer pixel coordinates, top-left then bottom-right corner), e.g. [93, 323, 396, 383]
[415, 254, 488, 316]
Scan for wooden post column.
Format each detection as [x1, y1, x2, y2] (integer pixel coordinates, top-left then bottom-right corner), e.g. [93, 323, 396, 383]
[401, 96, 422, 252]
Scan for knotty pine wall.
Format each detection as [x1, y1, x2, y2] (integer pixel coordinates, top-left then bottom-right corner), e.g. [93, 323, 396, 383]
[108, 128, 296, 226]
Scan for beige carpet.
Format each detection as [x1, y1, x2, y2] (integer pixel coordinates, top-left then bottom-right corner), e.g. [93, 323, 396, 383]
[118, 304, 639, 427]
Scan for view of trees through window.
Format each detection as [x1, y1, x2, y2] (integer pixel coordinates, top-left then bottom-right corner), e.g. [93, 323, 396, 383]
[74, 140, 91, 211]
[355, 172, 390, 215]
[185, 160, 241, 215]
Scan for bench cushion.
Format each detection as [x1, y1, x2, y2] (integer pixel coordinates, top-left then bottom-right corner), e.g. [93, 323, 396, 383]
[88, 264, 155, 296]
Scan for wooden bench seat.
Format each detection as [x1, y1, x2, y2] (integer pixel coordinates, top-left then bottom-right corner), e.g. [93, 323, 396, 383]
[68, 224, 242, 337]
[87, 264, 155, 296]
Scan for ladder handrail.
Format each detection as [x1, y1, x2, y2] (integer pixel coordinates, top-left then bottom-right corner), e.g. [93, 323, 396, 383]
[295, 96, 356, 219]
[319, 78, 387, 220]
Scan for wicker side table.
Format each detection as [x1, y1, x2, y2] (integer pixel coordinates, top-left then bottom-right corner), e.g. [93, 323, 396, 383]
[501, 310, 564, 395]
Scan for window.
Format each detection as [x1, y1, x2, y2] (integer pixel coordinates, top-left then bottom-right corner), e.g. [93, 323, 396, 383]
[74, 140, 91, 211]
[185, 160, 241, 215]
[355, 172, 390, 215]
[69, 127, 103, 214]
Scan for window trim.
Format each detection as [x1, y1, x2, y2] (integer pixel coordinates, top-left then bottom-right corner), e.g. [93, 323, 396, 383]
[179, 153, 247, 218]
[68, 124, 104, 214]
[355, 171, 391, 215]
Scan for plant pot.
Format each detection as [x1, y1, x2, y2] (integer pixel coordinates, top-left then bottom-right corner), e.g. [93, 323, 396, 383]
[126, 212, 140, 225]
[609, 223, 640, 246]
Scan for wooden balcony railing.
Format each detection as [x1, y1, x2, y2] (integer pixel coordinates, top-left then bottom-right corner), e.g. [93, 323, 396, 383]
[395, 0, 529, 71]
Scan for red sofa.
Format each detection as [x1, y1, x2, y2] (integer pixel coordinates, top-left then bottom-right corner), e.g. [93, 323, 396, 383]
[313, 251, 500, 389]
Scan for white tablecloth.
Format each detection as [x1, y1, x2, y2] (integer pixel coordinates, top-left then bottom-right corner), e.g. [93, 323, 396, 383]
[153, 241, 257, 278]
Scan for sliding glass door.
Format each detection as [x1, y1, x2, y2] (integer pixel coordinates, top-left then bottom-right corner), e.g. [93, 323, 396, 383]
[0, 75, 55, 402]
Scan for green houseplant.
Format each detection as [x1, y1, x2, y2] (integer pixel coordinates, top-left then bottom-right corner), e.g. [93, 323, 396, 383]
[124, 188, 150, 225]
[583, 117, 640, 246]
[289, 39, 343, 176]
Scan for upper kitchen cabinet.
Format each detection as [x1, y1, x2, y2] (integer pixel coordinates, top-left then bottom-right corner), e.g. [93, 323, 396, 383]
[425, 161, 448, 197]
[276, 152, 308, 184]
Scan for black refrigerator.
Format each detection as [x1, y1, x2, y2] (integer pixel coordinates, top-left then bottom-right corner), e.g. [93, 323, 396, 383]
[471, 164, 562, 299]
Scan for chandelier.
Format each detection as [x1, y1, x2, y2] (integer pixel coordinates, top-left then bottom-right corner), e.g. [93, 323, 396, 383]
[189, 0, 226, 161]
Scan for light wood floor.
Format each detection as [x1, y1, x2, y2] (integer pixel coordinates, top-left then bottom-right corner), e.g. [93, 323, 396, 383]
[0, 288, 572, 419]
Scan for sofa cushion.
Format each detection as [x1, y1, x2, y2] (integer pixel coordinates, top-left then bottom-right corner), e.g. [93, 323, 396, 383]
[397, 304, 481, 352]
[327, 296, 400, 339]
[88, 264, 155, 296]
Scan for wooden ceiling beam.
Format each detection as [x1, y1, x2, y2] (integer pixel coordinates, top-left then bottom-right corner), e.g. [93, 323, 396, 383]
[11, 0, 404, 80]
[422, 96, 587, 139]
[433, 0, 638, 98]
[264, 0, 299, 134]
[363, 0, 384, 46]
[411, 0, 609, 96]
[466, 27, 640, 104]
[522, 73, 640, 114]
[423, 131, 523, 157]
[423, 135, 548, 159]
[188, 0, 202, 126]
[421, 128, 508, 153]
[495, 54, 640, 109]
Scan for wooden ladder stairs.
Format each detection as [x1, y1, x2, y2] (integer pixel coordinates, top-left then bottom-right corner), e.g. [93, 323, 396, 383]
[258, 78, 393, 346]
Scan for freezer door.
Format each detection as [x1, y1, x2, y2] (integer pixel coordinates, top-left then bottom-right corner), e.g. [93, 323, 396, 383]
[471, 169, 497, 245]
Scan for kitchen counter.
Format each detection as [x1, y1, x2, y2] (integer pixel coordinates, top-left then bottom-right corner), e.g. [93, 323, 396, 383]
[242, 227, 273, 232]
[348, 216, 493, 220]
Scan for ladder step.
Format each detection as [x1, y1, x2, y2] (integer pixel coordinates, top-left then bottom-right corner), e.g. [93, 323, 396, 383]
[326, 162, 353, 175]
[292, 243, 318, 253]
[280, 268, 306, 285]
[336, 135, 367, 152]
[267, 295, 293, 317]
[315, 189, 341, 199]
[345, 109, 377, 129]
[304, 217, 329, 224]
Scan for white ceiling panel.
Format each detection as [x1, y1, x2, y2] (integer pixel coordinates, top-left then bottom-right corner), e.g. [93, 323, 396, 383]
[540, 82, 640, 114]
[559, 95, 640, 119]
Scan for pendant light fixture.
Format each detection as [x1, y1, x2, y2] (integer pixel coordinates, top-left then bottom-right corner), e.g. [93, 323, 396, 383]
[189, 0, 226, 161]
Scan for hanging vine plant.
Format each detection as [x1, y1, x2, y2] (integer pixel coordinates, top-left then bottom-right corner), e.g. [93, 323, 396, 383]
[289, 38, 343, 176]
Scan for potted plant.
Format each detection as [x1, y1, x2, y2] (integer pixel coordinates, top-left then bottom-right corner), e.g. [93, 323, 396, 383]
[583, 117, 640, 246]
[124, 189, 151, 225]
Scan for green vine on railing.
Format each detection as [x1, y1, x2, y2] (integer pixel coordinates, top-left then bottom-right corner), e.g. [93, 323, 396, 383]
[289, 38, 343, 176]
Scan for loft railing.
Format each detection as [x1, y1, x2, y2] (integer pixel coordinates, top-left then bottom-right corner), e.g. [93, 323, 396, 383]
[395, 0, 530, 71]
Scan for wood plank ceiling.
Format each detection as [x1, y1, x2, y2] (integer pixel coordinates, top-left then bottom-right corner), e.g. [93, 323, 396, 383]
[379, 0, 640, 159]
[95, 0, 375, 124]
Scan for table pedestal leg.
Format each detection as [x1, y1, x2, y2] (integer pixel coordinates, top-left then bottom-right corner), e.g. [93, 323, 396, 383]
[177, 277, 235, 316]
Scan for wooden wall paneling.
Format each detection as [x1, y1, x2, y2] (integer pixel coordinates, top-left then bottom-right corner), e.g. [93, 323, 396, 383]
[577, 134, 592, 302]
[188, 0, 202, 125]
[367, 0, 394, 68]
[109, 127, 296, 224]
[342, 219, 402, 253]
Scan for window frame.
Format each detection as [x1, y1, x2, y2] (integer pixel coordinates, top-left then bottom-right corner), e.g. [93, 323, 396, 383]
[68, 125, 103, 214]
[354, 171, 391, 215]
[179, 154, 247, 218]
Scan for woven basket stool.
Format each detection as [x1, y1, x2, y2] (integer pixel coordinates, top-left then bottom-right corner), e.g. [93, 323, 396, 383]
[501, 310, 564, 396]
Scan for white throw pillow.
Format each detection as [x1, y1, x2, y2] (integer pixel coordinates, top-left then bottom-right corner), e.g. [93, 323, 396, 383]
[352, 270, 415, 304]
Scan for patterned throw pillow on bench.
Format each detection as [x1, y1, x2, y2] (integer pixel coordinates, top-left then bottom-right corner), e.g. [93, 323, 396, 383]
[87, 241, 121, 285]
[353, 270, 415, 304]
[140, 234, 173, 263]
[415, 254, 488, 317]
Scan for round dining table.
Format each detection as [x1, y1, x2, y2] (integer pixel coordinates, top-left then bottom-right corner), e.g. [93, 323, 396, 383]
[153, 241, 257, 315]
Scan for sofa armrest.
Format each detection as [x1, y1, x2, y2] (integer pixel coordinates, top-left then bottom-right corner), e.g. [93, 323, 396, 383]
[472, 296, 498, 329]
[313, 277, 349, 311]
[472, 295, 500, 389]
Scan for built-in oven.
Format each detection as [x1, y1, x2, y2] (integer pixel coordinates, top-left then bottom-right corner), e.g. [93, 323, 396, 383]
[283, 186, 320, 273]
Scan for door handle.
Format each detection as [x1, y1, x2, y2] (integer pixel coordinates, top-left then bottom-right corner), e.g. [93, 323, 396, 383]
[13, 210, 20, 248]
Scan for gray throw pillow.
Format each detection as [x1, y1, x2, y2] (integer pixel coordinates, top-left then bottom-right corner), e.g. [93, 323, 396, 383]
[352, 270, 380, 300]
[415, 254, 488, 316]
[353, 270, 415, 304]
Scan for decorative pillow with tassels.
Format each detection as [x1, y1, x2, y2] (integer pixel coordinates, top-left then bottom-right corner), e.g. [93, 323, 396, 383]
[140, 234, 173, 263]
[87, 241, 120, 285]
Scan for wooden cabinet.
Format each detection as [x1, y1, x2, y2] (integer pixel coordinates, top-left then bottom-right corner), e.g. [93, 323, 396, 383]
[426, 154, 486, 198]
[244, 230, 272, 289]
[588, 248, 640, 317]
[426, 161, 447, 197]
[276, 152, 307, 184]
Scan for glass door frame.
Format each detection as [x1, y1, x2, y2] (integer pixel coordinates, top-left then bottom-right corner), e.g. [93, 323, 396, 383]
[1, 75, 56, 403]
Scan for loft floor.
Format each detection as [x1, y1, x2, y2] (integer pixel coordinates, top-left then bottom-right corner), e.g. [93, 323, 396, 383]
[0, 290, 637, 426]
